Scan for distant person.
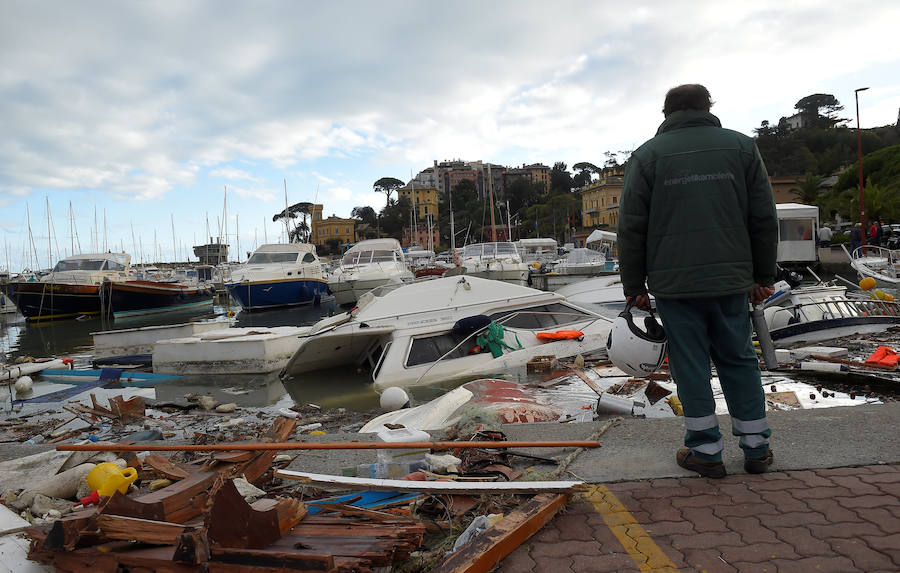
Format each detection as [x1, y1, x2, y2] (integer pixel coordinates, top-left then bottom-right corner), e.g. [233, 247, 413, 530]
[617, 84, 778, 479]
[850, 223, 862, 254]
[817, 225, 833, 248]
[869, 221, 881, 247]
[876, 218, 884, 247]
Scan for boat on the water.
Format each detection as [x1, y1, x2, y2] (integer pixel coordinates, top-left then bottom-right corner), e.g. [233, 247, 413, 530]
[328, 239, 414, 306]
[104, 279, 215, 319]
[226, 243, 329, 310]
[279, 275, 613, 389]
[38, 368, 178, 387]
[459, 242, 530, 285]
[7, 253, 131, 321]
[532, 247, 617, 291]
[847, 245, 900, 289]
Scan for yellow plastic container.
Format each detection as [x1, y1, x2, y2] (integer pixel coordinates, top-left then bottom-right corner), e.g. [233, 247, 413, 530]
[87, 462, 138, 497]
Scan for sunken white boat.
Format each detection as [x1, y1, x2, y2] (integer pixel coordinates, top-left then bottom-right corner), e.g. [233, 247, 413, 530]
[848, 245, 900, 290]
[279, 275, 612, 389]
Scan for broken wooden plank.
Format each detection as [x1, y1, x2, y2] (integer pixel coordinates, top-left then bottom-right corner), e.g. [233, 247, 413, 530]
[206, 479, 306, 549]
[40, 507, 99, 551]
[275, 470, 582, 494]
[144, 454, 190, 481]
[95, 514, 193, 545]
[101, 471, 219, 523]
[431, 493, 569, 573]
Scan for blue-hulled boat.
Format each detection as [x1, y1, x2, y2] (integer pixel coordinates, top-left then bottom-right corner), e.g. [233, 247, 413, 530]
[226, 243, 329, 310]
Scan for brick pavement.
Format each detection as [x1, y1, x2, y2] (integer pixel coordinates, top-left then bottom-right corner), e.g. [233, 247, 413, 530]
[497, 464, 900, 572]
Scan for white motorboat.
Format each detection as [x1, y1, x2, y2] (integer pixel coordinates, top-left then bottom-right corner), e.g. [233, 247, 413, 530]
[516, 238, 558, 268]
[555, 275, 630, 318]
[279, 275, 613, 389]
[763, 282, 900, 347]
[460, 242, 530, 285]
[327, 239, 414, 306]
[226, 243, 329, 310]
[847, 245, 900, 289]
[534, 248, 618, 291]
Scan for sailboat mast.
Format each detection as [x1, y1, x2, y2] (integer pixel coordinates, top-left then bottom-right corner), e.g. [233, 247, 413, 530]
[27, 204, 39, 270]
[236, 215, 240, 262]
[45, 196, 52, 265]
[223, 186, 229, 261]
[488, 164, 497, 242]
[263, 217, 268, 244]
[131, 222, 137, 263]
[449, 186, 455, 252]
[171, 214, 177, 263]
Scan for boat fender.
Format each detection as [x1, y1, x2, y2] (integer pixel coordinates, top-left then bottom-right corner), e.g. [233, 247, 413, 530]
[452, 315, 492, 338]
[536, 330, 584, 341]
[62, 358, 74, 369]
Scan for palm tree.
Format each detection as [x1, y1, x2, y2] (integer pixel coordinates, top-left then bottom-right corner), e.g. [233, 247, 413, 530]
[789, 173, 824, 205]
[273, 202, 313, 242]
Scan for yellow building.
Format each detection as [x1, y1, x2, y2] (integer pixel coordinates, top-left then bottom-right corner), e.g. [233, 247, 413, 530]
[309, 204, 356, 247]
[398, 186, 440, 221]
[580, 174, 624, 230]
[524, 163, 551, 193]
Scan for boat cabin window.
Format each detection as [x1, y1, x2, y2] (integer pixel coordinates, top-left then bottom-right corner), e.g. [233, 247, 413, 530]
[53, 259, 107, 272]
[406, 333, 472, 367]
[489, 303, 592, 329]
[301, 252, 317, 263]
[778, 219, 814, 242]
[107, 260, 127, 271]
[247, 252, 299, 264]
[371, 250, 396, 262]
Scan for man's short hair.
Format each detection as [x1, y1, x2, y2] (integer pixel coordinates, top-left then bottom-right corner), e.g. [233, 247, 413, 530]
[663, 84, 713, 116]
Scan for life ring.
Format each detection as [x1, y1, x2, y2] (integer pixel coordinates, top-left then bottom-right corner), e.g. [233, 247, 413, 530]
[536, 330, 584, 341]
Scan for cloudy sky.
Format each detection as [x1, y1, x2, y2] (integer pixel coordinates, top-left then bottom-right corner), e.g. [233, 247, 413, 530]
[1, 0, 899, 270]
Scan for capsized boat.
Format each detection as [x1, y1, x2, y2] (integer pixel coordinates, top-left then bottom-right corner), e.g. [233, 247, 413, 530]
[279, 275, 613, 389]
[460, 242, 530, 285]
[327, 238, 414, 306]
[226, 243, 329, 310]
[7, 252, 131, 321]
[847, 245, 900, 289]
[762, 281, 900, 347]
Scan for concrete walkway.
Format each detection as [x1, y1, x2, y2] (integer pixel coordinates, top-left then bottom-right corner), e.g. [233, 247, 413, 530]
[492, 403, 900, 572]
[499, 464, 900, 572]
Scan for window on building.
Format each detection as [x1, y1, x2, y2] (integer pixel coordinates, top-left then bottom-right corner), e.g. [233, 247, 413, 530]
[613, 196, 618, 203]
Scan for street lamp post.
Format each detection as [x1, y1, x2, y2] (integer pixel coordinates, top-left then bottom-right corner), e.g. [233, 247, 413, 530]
[855, 87, 869, 247]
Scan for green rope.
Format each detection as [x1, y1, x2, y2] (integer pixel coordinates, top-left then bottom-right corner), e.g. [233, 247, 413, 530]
[475, 321, 523, 358]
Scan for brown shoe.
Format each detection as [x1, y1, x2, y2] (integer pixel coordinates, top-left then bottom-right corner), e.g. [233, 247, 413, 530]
[744, 451, 774, 474]
[676, 447, 726, 479]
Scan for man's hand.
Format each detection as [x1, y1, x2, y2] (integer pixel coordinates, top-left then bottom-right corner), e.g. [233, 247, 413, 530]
[750, 283, 775, 305]
[627, 294, 652, 311]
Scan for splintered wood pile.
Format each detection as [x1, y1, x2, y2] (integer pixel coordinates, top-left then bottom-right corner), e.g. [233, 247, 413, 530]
[24, 417, 426, 572]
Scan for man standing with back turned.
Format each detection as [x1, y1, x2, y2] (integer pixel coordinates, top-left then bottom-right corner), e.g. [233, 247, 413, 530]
[618, 84, 778, 478]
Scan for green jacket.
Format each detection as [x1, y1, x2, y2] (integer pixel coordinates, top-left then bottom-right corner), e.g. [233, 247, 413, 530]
[618, 110, 777, 299]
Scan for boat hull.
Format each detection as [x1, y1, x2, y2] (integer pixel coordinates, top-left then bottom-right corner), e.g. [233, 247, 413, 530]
[108, 281, 215, 318]
[7, 281, 101, 321]
[226, 278, 329, 310]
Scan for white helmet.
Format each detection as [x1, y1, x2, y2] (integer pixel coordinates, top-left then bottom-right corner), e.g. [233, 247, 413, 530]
[606, 300, 667, 378]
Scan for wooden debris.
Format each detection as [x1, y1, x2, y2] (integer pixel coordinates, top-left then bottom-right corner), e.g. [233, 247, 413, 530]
[108, 395, 146, 422]
[144, 455, 190, 481]
[275, 470, 582, 494]
[206, 479, 306, 549]
[526, 355, 556, 373]
[96, 514, 195, 545]
[431, 493, 568, 573]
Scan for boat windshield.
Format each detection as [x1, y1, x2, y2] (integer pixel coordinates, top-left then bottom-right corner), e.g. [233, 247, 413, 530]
[463, 243, 518, 258]
[247, 252, 299, 264]
[489, 303, 594, 329]
[52, 259, 107, 272]
[342, 250, 396, 265]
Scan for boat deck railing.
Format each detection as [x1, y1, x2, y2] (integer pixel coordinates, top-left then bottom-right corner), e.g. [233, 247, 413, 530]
[780, 296, 900, 323]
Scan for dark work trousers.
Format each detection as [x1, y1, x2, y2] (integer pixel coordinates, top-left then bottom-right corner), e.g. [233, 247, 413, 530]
[655, 294, 771, 462]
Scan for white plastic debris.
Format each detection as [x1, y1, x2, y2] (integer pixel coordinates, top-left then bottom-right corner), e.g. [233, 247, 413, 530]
[278, 408, 300, 419]
[196, 396, 217, 410]
[216, 417, 245, 429]
[215, 403, 237, 413]
[447, 514, 503, 555]
[425, 453, 461, 473]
